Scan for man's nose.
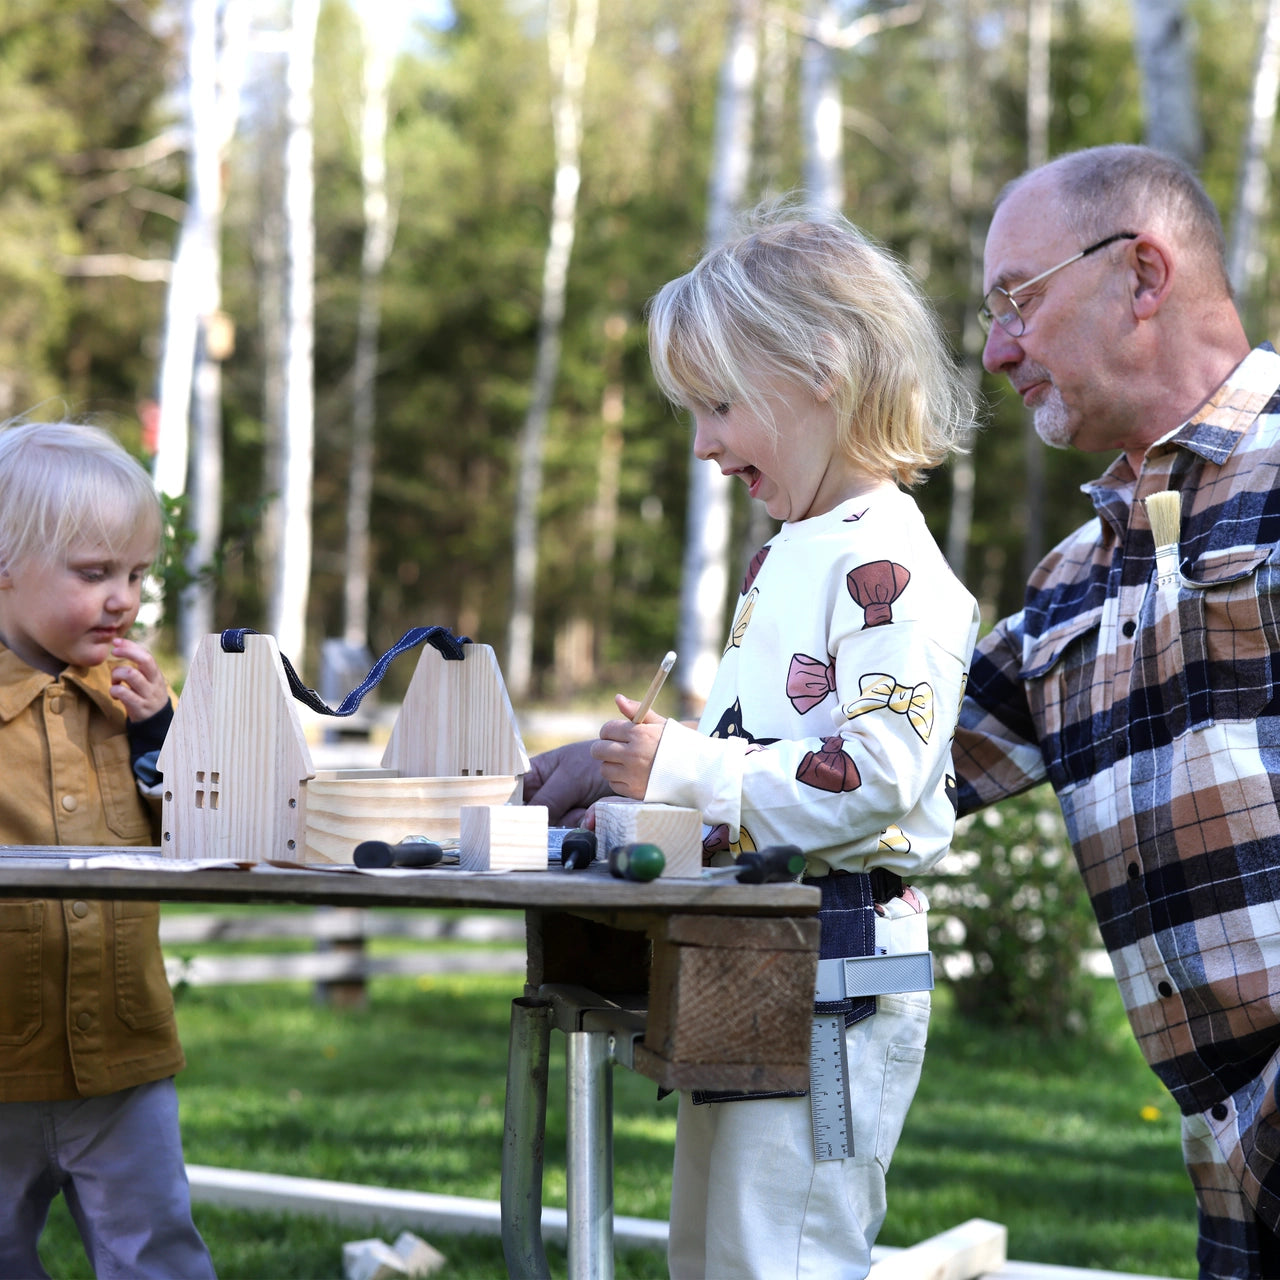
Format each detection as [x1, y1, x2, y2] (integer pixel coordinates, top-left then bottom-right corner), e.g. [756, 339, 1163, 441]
[981, 320, 1025, 375]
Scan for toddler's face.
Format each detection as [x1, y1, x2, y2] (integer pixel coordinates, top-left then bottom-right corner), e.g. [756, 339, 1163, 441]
[0, 531, 157, 676]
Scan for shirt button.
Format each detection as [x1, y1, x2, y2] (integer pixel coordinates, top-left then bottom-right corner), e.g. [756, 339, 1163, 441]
[76, 1012, 92, 1031]
[61, 795, 78, 812]
[1158, 980, 1173, 998]
[1127, 862, 1140, 879]
[48, 695, 62, 714]
[1211, 1103, 1229, 1121]
[1122, 620, 1137, 637]
[71, 901, 89, 918]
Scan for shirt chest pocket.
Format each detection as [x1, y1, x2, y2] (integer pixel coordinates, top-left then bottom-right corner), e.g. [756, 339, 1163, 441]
[1147, 547, 1277, 735]
[1019, 609, 1103, 793]
[92, 735, 153, 843]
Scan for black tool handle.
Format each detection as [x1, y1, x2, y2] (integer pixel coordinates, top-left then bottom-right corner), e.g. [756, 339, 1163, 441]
[353, 839, 445, 869]
[733, 844, 806, 883]
[560, 828, 597, 871]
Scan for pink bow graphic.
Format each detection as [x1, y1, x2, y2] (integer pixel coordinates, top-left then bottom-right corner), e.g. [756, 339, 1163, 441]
[787, 653, 837, 713]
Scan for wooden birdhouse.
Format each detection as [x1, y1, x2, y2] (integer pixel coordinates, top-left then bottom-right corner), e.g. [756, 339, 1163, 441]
[157, 632, 530, 863]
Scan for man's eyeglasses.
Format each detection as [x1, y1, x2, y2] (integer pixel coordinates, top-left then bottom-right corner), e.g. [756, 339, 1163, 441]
[978, 232, 1139, 336]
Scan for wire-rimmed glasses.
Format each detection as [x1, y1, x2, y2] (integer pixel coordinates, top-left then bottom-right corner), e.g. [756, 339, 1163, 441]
[978, 232, 1139, 336]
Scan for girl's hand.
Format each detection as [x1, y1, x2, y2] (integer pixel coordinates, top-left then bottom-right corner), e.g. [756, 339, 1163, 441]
[590, 693, 666, 800]
[109, 637, 170, 722]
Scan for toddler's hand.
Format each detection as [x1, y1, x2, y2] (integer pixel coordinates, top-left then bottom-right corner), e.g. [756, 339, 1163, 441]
[589, 693, 667, 800]
[109, 637, 170, 722]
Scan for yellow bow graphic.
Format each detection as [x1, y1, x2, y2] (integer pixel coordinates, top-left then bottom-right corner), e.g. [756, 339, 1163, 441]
[842, 672, 935, 742]
[878, 825, 912, 855]
[725, 588, 757, 652]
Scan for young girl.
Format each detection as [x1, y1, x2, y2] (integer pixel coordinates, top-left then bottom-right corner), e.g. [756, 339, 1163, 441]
[591, 209, 981, 1278]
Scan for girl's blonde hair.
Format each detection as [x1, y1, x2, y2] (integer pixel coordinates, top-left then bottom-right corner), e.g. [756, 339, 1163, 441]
[647, 204, 973, 487]
[0, 421, 163, 570]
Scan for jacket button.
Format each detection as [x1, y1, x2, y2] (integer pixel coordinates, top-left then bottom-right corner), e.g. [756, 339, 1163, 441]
[61, 794, 78, 812]
[1122, 620, 1137, 637]
[76, 1012, 92, 1031]
[1211, 1103, 1229, 1121]
[71, 901, 89, 918]
[1158, 980, 1173, 998]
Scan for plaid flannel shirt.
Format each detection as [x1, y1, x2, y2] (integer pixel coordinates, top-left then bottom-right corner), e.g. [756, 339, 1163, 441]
[954, 345, 1280, 1245]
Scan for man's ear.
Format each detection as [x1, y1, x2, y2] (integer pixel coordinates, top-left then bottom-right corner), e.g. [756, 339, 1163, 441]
[1129, 234, 1173, 320]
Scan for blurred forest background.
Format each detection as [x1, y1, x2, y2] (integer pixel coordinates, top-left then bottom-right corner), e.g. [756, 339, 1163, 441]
[3, 0, 1277, 711]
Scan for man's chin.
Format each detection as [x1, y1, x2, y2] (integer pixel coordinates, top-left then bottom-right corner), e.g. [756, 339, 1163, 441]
[1032, 399, 1075, 450]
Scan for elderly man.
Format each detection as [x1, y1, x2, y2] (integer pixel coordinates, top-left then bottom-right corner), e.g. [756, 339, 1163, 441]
[956, 143, 1279, 1279]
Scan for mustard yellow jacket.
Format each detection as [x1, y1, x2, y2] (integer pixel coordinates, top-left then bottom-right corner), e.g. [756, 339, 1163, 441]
[0, 646, 184, 1101]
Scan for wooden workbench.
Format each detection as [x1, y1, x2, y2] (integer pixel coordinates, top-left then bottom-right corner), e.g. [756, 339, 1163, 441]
[0, 848, 821, 1092]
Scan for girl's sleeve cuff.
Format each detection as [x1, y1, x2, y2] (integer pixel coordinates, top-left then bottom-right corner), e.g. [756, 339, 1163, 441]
[644, 718, 747, 830]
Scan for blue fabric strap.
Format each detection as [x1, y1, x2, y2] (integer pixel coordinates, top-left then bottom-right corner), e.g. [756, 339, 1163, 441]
[809, 871, 878, 1027]
[219, 626, 471, 717]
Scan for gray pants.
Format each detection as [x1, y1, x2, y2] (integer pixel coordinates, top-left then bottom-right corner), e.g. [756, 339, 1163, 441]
[0, 1078, 216, 1279]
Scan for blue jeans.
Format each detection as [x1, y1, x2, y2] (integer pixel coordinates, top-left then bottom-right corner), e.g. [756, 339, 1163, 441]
[0, 1078, 215, 1280]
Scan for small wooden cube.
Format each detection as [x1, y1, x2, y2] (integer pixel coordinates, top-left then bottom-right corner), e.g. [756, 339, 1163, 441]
[459, 804, 548, 871]
[594, 801, 702, 878]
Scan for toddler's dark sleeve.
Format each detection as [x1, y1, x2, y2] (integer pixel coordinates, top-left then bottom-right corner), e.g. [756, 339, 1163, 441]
[126, 702, 174, 789]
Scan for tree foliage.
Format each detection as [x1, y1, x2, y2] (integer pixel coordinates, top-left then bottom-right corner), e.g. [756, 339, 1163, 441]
[1, 0, 1278, 695]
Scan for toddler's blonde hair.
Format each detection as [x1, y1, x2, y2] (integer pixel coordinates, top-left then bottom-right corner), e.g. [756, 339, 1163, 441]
[0, 421, 163, 570]
[647, 204, 973, 487]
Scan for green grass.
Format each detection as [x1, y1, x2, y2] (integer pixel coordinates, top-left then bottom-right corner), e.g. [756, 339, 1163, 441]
[36, 935, 1197, 1279]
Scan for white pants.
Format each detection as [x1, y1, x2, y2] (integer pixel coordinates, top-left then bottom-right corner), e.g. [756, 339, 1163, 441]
[668, 987, 930, 1280]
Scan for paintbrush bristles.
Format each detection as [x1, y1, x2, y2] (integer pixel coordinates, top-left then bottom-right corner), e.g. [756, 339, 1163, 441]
[1145, 490, 1182, 549]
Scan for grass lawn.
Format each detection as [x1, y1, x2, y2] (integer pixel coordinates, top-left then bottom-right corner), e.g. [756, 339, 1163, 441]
[37, 929, 1197, 1279]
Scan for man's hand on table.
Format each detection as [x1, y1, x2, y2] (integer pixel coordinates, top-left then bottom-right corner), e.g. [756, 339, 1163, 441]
[523, 740, 615, 828]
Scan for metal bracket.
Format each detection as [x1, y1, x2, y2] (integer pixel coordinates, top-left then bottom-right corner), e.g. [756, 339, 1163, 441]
[814, 950, 934, 1001]
[537, 983, 648, 1068]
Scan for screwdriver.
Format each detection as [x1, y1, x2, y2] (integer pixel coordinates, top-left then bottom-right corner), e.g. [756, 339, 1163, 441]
[353, 836, 446, 868]
[701, 844, 806, 884]
[608, 842, 665, 882]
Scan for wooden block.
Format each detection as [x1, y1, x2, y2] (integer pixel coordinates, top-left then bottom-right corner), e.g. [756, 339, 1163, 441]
[458, 805, 548, 871]
[594, 801, 702, 878]
[636, 912, 819, 1092]
[866, 1218, 1006, 1280]
[304, 773, 520, 862]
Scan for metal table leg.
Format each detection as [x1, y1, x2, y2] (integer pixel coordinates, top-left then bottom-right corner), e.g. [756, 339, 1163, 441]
[501, 996, 552, 1279]
[565, 1025, 614, 1280]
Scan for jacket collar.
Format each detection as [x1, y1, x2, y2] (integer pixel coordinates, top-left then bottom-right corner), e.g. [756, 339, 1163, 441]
[0, 645, 120, 723]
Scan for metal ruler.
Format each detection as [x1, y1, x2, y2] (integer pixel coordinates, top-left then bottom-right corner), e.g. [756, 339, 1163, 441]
[809, 1014, 854, 1161]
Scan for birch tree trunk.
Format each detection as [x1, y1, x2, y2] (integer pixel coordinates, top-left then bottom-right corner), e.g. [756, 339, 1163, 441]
[505, 0, 598, 702]
[800, 0, 843, 213]
[152, 0, 213, 509]
[1020, 0, 1050, 584]
[939, 0, 985, 585]
[1131, 0, 1202, 166]
[344, 2, 410, 654]
[1227, 0, 1280, 310]
[269, 0, 319, 668]
[676, 0, 758, 719]
[177, 0, 251, 666]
